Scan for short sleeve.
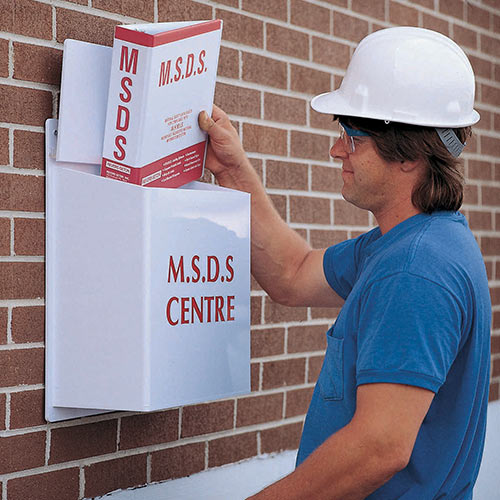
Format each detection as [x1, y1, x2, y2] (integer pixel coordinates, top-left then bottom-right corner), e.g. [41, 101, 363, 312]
[356, 272, 463, 393]
[323, 230, 378, 300]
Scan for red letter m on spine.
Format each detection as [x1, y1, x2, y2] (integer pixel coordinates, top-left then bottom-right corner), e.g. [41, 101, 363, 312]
[120, 46, 138, 75]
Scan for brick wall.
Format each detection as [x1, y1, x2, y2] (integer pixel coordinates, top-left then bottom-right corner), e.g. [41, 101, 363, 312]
[0, 0, 499, 498]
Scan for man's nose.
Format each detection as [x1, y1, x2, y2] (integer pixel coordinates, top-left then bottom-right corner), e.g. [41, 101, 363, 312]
[330, 137, 348, 160]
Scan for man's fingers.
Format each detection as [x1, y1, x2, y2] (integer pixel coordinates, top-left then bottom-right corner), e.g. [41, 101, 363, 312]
[198, 110, 216, 132]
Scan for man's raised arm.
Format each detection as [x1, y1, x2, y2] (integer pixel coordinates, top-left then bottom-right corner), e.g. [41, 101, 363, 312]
[198, 106, 342, 309]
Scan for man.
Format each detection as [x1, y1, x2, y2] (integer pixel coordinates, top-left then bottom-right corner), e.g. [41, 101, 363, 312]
[199, 27, 491, 499]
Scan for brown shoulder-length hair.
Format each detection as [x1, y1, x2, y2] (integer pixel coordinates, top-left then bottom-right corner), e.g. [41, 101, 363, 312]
[335, 115, 472, 214]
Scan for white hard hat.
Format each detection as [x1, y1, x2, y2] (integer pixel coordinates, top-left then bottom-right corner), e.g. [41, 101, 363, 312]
[311, 27, 480, 129]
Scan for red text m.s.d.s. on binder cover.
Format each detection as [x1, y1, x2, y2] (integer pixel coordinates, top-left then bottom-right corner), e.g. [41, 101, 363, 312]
[101, 20, 222, 188]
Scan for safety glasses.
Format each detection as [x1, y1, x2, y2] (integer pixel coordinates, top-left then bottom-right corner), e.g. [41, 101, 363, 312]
[338, 121, 371, 153]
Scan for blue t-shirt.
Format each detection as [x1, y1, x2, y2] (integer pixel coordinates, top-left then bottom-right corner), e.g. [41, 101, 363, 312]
[296, 212, 491, 499]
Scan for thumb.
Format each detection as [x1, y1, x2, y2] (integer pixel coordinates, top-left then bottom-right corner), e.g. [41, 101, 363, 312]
[198, 110, 216, 133]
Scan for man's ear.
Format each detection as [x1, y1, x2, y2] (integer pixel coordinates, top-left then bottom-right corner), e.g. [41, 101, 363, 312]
[399, 159, 423, 174]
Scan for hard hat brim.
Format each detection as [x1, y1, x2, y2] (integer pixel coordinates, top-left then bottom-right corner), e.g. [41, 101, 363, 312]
[311, 90, 481, 129]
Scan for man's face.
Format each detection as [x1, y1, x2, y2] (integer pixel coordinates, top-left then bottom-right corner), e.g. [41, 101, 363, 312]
[330, 132, 401, 215]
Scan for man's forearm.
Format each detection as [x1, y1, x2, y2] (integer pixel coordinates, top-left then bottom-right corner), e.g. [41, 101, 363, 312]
[214, 157, 314, 305]
[248, 421, 404, 500]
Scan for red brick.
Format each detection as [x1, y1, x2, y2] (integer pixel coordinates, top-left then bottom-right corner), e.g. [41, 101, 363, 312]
[264, 93, 307, 126]
[10, 389, 45, 429]
[49, 420, 118, 464]
[0, 307, 7, 345]
[389, 2, 419, 25]
[209, 431, 258, 467]
[0, 348, 44, 386]
[242, 52, 287, 89]
[0, 0, 52, 40]
[288, 324, 327, 353]
[217, 9, 263, 48]
[352, 0, 385, 20]
[482, 237, 500, 256]
[286, 387, 314, 417]
[482, 84, 500, 107]
[453, 25, 477, 50]
[464, 184, 478, 206]
[482, 136, 500, 158]
[0, 39, 8, 78]
[468, 211, 493, 231]
[13, 130, 45, 170]
[251, 362, 260, 391]
[264, 297, 308, 323]
[422, 14, 449, 36]
[13, 43, 62, 85]
[251, 328, 285, 358]
[243, 123, 287, 155]
[93, 0, 154, 21]
[291, 0, 330, 34]
[0, 173, 44, 212]
[242, 0, 287, 21]
[468, 160, 493, 182]
[262, 358, 306, 389]
[251, 295, 262, 325]
[11, 306, 44, 343]
[291, 130, 331, 162]
[85, 455, 148, 499]
[308, 355, 324, 382]
[270, 194, 287, 220]
[0, 217, 9, 255]
[0, 393, 5, 430]
[489, 381, 499, 403]
[311, 164, 343, 193]
[218, 46, 239, 79]
[56, 8, 119, 46]
[291, 64, 331, 96]
[14, 218, 44, 256]
[467, 3, 491, 30]
[151, 443, 205, 482]
[215, 83, 260, 119]
[0, 85, 52, 126]
[260, 422, 302, 453]
[181, 400, 234, 438]
[493, 313, 500, 331]
[158, 0, 213, 22]
[290, 195, 330, 225]
[481, 34, 500, 58]
[120, 410, 179, 450]
[312, 37, 350, 70]
[0, 127, 8, 165]
[492, 334, 500, 353]
[493, 358, 500, 378]
[439, 0, 464, 19]
[334, 199, 369, 226]
[266, 24, 309, 61]
[0, 262, 44, 300]
[266, 160, 308, 190]
[0, 432, 45, 474]
[310, 229, 347, 249]
[8, 468, 79, 500]
[333, 12, 369, 42]
[491, 287, 500, 306]
[237, 393, 283, 427]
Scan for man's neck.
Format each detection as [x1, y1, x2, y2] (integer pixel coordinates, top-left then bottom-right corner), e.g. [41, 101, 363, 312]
[374, 202, 422, 235]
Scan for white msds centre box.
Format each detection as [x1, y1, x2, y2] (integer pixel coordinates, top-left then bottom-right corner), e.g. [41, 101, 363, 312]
[46, 120, 250, 415]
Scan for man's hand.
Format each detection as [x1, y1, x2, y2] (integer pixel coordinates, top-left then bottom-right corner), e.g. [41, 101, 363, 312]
[198, 105, 248, 180]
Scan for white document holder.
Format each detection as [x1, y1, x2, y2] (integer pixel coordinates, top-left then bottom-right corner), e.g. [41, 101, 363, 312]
[45, 37, 250, 423]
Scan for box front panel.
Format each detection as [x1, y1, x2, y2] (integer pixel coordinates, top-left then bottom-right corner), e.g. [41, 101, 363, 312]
[149, 185, 251, 409]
